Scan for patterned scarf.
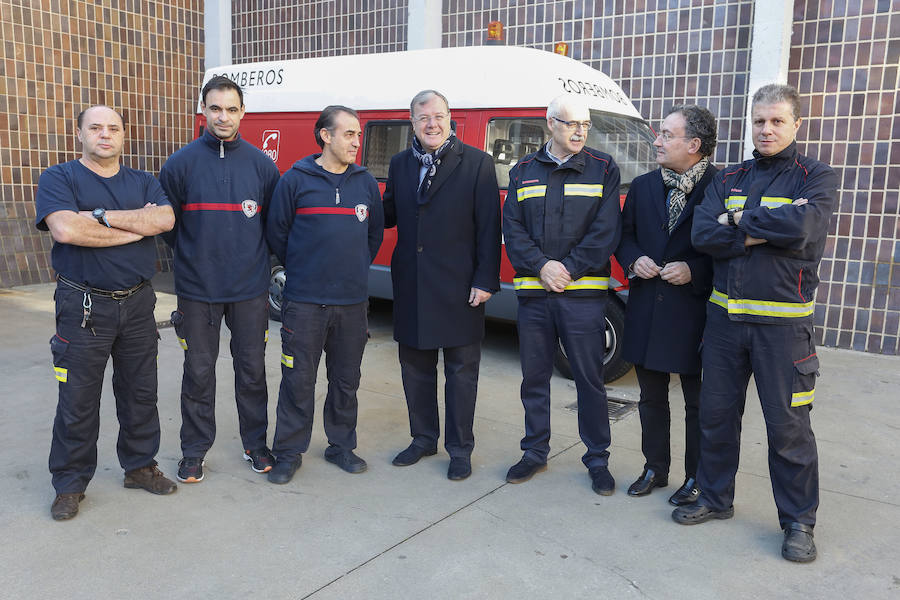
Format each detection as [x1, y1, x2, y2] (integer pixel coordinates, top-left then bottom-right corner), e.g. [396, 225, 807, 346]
[661, 156, 709, 233]
[411, 132, 456, 198]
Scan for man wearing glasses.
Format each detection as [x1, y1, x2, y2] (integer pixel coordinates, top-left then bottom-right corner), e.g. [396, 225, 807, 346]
[503, 94, 622, 495]
[383, 90, 501, 481]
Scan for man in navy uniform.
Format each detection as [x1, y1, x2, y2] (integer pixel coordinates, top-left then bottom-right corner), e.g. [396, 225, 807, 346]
[159, 76, 281, 483]
[265, 105, 384, 484]
[615, 105, 717, 505]
[383, 90, 501, 481]
[674, 84, 837, 563]
[36, 105, 177, 520]
[502, 94, 621, 495]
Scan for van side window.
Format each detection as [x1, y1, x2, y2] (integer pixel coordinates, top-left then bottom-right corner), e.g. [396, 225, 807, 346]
[485, 118, 550, 188]
[585, 113, 657, 189]
[362, 121, 414, 180]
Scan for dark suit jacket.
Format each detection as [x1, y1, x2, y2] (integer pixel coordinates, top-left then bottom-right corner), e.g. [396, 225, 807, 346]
[383, 139, 501, 349]
[615, 166, 716, 374]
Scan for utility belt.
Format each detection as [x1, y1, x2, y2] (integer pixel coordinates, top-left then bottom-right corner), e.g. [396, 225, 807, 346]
[57, 274, 148, 335]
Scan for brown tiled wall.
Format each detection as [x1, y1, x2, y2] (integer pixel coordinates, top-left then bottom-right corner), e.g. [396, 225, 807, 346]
[232, 0, 408, 62]
[790, 1, 900, 354]
[0, 0, 204, 287]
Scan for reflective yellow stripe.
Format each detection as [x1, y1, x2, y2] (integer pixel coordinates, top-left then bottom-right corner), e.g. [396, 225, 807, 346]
[281, 353, 294, 368]
[517, 185, 546, 202]
[724, 195, 746, 210]
[760, 196, 792, 209]
[564, 183, 603, 198]
[791, 389, 814, 407]
[513, 276, 610, 291]
[54, 366, 67, 383]
[708, 288, 814, 318]
[264, 329, 269, 343]
[178, 337, 188, 350]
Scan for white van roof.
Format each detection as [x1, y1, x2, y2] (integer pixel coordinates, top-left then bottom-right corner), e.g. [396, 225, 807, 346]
[200, 46, 644, 120]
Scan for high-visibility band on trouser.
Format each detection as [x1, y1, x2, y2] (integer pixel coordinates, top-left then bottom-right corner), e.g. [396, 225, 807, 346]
[791, 389, 814, 407]
[54, 366, 67, 382]
[708, 288, 814, 318]
[281, 353, 294, 368]
[514, 276, 610, 291]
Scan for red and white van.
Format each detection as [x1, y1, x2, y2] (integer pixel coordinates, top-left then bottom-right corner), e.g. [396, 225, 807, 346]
[197, 46, 658, 381]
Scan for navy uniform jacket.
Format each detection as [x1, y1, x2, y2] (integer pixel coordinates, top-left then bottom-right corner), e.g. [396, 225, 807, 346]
[383, 139, 501, 349]
[615, 166, 716, 374]
[159, 130, 281, 303]
[503, 146, 621, 297]
[692, 142, 837, 325]
[266, 154, 384, 305]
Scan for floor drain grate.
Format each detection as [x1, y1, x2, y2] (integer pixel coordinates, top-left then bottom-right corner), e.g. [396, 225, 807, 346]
[564, 396, 637, 421]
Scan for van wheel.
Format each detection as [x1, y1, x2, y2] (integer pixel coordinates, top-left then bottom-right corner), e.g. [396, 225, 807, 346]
[268, 264, 285, 322]
[553, 298, 632, 383]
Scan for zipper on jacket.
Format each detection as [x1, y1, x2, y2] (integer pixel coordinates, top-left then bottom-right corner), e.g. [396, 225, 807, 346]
[219, 140, 224, 159]
[335, 188, 340, 204]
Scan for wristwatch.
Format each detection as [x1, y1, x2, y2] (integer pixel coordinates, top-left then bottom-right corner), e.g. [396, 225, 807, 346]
[92, 208, 111, 228]
[726, 209, 737, 226]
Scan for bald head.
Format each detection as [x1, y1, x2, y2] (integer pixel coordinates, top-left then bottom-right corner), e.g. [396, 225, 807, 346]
[77, 105, 125, 129]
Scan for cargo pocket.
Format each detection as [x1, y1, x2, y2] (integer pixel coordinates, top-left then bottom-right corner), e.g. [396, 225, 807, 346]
[791, 333, 819, 407]
[170, 310, 188, 350]
[49, 334, 69, 383]
[280, 326, 294, 369]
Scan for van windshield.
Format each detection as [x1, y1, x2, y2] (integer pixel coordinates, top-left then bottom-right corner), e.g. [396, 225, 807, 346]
[486, 113, 657, 190]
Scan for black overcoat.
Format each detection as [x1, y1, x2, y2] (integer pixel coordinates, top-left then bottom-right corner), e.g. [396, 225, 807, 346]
[614, 166, 716, 374]
[383, 140, 501, 349]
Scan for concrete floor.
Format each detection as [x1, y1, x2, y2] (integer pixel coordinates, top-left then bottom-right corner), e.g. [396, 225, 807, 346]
[0, 282, 898, 599]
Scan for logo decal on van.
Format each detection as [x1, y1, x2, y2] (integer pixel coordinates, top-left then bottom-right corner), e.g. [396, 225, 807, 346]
[241, 199, 259, 218]
[262, 130, 280, 162]
[355, 204, 369, 222]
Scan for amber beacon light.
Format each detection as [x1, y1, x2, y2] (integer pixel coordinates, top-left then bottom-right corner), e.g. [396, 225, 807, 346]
[486, 20, 504, 44]
[554, 42, 569, 56]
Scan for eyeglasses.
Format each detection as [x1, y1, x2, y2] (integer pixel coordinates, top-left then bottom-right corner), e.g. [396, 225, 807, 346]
[552, 117, 593, 131]
[413, 113, 448, 125]
[656, 131, 692, 143]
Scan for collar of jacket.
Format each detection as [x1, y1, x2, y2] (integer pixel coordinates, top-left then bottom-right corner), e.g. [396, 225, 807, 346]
[534, 146, 587, 173]
[752, 140, 798, 168]
[201, 129, 242, 152]
[291, 153, 366, 179]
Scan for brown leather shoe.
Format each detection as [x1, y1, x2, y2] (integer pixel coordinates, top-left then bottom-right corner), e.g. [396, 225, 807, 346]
[51, 493, 85, 521]
[124, 464, 177, 495]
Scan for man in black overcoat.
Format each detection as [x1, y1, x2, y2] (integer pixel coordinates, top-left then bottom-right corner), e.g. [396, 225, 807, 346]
[383, 89, 501, 481]
[615, 104, 717, 505]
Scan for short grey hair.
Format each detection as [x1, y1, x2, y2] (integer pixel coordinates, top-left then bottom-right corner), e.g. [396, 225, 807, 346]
[546, 94, 590, 120]
[410, 90, 450, 117]
[666, 104, 717, 157]
[752, 83, 802, 121]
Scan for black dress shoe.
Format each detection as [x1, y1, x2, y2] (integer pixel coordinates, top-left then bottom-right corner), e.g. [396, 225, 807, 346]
[589, 466, 615, 496]
[392, 443, 438, 466]
[668, 477, 700, 506]
[324, 447, 367, 474]
[505, 456, 547, 483]
[782, 522, 816, 563]
[627, 469, 668, 496]
[671, 503, 734, 525]
[447, 457, 472, 480]
[268, 456, 302, 484]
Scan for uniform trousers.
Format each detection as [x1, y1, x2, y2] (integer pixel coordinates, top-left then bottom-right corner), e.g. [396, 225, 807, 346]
[634, 365, 701, 479]
[398, 341, 482, 458]
[697, 306, 819, 527]
[49, 283, 161, 494]
[271, 300, 368, 460]
[516, 294, 611, 469]
[172, 292, 269, 457]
